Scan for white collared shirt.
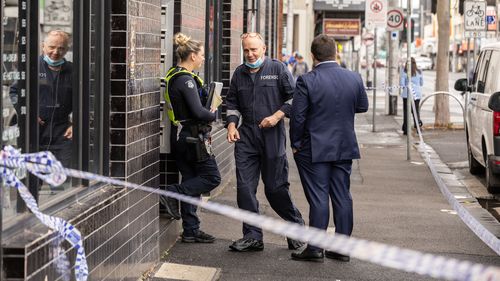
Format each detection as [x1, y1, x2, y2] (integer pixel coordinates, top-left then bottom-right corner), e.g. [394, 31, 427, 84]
[314, 60, 337, 68]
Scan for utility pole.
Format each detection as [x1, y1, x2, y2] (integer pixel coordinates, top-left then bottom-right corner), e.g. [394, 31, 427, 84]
[286, 0, 294, 55]
[387, 0, 399, 115]
[435, 0, 450, 127]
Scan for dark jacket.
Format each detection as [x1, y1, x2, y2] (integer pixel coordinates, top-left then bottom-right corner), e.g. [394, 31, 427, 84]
[225, 57, 295, 126]
[168, 70, 216, 124]
[290, 61, 368, 163]
[10, 56, 73, 146]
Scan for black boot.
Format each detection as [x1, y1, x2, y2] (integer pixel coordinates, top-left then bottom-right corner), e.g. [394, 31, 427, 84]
[160, 185, 180, 220]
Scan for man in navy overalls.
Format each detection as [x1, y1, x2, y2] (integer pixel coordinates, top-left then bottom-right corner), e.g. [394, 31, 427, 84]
[225, 32, 304, 252]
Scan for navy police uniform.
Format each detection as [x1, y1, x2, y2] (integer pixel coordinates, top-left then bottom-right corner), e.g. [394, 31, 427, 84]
[166, 67, 221, 237]
[226, 57, 304, 241]
[290, 61, 368, 251]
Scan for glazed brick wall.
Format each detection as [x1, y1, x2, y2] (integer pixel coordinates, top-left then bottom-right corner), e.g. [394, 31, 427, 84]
[109, 0, 162, 188]
[20, 187, 158, 281]
[106, 0, 162, 279]
[220, 0, 244, 121]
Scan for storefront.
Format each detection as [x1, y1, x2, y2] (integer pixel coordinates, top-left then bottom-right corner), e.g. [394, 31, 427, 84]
[0, 0, 281, 279]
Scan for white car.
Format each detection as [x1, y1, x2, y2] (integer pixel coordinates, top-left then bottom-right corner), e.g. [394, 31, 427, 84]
[415, 56, 433, 70]
[455, 42, 500, 193]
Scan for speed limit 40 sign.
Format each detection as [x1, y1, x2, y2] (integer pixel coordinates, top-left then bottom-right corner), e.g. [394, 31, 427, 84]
[387, 8, 404, 31]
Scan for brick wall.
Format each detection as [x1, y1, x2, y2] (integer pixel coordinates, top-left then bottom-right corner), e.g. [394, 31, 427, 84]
[20, 187, 158, 281]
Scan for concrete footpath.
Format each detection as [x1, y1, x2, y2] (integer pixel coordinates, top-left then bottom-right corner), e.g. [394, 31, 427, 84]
[156, 108, 500, 281]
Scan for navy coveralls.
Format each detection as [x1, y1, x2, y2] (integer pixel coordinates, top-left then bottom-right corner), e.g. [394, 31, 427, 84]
[10, 56, 73, 168]
[226, 58, 304, 240]
[168, 70, 221, 235]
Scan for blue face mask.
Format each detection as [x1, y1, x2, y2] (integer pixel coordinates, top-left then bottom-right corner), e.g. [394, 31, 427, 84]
[245, 56, 264, 69]
[43, 55, 65, 67]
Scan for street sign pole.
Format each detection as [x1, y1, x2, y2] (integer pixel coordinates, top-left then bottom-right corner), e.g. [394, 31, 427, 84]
[466, 38, 471, 84]
[373, 27, 377, 132]
[387, 6, 404, 116]
[365, 0, 387, 131]
[406, 0, 412, 161]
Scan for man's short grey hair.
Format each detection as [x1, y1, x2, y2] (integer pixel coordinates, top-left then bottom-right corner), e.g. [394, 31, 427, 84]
[44, 30, 70, 46]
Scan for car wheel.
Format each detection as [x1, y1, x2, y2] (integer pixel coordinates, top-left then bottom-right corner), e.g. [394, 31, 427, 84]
[485, 156, 500, 193]
[468, 139, 483, 175]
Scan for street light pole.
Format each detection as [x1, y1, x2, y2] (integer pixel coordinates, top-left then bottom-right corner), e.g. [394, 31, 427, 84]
[406, 0, 412, 161]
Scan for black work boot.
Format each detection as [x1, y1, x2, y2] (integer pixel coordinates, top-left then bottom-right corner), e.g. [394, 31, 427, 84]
[159, 185, 180, 220]
[181, 230, 216, 243]
[229, 238, 264, 252]
[287, 238, 305, 250]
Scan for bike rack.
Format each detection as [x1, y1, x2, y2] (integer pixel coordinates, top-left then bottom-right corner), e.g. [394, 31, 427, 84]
[418, 91, 466, 125]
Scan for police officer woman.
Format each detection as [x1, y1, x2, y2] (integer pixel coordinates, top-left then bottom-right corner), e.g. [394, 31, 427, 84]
[162, 33, 221, 243]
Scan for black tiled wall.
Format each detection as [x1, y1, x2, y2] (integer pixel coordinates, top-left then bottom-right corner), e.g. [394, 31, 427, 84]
[23, 187, 158, 281]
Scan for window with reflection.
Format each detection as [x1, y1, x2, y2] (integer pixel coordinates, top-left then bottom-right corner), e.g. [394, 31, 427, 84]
[37, 0, 75, 201]
[1, 0, 108, 222]
[2, 2, 21, 219]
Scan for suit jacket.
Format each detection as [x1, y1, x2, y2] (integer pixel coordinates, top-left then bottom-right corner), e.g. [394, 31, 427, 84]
[290, 61, 368, 163]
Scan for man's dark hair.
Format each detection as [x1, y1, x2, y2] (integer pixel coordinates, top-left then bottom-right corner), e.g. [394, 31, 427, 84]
[311, 35, 336, 62]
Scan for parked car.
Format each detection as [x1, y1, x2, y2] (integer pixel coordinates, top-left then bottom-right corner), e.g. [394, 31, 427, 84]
[415, 56, 433, 70]
[455, 42, 500, 193]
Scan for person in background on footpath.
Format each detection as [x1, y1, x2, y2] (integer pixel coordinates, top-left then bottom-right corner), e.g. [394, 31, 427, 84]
[10, 30, 73, 191]
[400, 57, 423, 135]
[292, 54, 309, 80]
[281, 53, 289, 67]
[162, 33, 221, 243]
[225, 32, 305, 252]
[336, 53, 347, 68]
[290, 34, 368, 262]
[288, 51, 297, 68]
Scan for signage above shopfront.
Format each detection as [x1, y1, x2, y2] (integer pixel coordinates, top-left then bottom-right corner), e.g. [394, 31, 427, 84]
[314, 0, 364, 12]
[323, 18, 361, 37]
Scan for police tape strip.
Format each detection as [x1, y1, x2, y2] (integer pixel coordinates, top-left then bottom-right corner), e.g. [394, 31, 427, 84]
[0, 146, 88, 281]
[1, 146, 500, 281]
[365, 84, 417, 97]
[409, 98, 500, 256]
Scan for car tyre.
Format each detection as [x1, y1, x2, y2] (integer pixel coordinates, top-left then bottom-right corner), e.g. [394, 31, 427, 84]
[485, 156, 500, 193]
[468, 140, 483, 175]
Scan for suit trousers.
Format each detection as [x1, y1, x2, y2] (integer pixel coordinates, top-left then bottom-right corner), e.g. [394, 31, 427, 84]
[294, 148, 353, 251]
[235, 125, 304, 240]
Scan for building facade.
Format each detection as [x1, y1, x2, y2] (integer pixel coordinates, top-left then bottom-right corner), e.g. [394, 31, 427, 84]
[0, 0, 281, 279]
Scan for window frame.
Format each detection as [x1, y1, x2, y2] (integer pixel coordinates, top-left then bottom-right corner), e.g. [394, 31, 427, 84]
[1, 0, 110, 234]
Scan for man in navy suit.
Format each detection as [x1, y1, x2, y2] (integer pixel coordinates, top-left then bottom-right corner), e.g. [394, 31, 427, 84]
[290, 35, 368, 262]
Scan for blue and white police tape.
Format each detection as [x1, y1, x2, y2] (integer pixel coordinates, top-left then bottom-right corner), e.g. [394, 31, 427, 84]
[1, 145, 499, 281]
[408, 98, 500, 256]
[0, 146, 88, 281]
[365, 83, 417, 96]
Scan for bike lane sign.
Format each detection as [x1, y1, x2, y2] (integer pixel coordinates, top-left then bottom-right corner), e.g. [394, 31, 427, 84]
[464, 0, 487, 38]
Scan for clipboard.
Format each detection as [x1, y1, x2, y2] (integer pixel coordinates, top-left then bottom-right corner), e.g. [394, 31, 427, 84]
[205, 82, 223, 110]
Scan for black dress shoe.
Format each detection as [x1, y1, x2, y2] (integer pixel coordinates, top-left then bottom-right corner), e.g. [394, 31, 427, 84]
[291, 248, 324, 262]
[181, 230, 215, 243]
[229, 238, 264, 252]
[287, 238, 304, 250]
[325, 251, 350, 262]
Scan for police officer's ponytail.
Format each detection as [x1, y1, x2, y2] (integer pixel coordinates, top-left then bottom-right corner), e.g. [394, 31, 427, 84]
[174, 33, 203, 62]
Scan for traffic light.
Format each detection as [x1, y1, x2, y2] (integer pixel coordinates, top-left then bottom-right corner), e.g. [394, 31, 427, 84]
[401, 19, 415, 43]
